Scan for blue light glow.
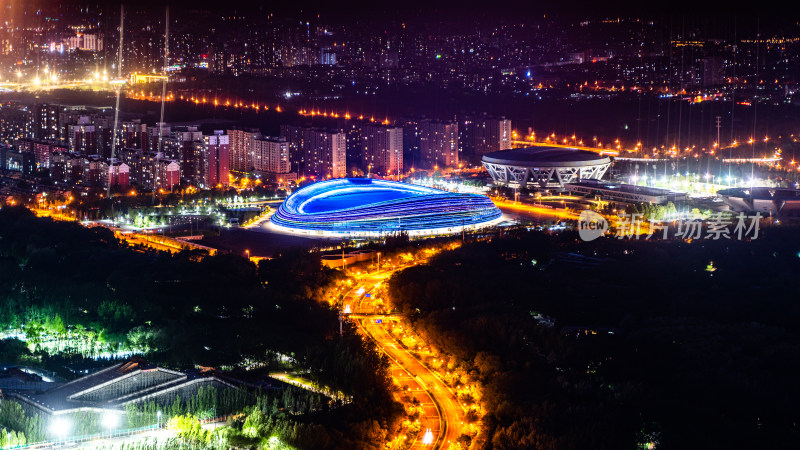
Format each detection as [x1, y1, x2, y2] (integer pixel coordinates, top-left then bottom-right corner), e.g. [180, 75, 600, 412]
[271, 178, 502, 236]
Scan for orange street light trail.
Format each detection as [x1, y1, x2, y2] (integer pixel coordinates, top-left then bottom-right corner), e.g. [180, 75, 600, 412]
[344, 263, 465, 449]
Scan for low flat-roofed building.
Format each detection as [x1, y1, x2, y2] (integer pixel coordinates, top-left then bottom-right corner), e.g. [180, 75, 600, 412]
[566, 180, 686, 204]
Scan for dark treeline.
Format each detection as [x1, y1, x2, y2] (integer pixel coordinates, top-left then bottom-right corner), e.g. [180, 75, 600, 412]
[126, 384, 348, 448]
[0, 206, 399, 449]
[388, 227, 800, 449]
[125, 386, 254, 427]
[64, 184, 280, 222]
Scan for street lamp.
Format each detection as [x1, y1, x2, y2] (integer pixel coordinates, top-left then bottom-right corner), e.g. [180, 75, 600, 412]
[422, 428, 434, 445]
[49, 417, 70, 444]
[157, 410, 162, 429]
[102, 411, 120, 439]
[102, 412, 120, 429]
[245, 249, 250, 259]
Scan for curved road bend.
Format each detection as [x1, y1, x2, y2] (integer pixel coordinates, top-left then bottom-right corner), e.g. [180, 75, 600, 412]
[347, 268, 463, 449]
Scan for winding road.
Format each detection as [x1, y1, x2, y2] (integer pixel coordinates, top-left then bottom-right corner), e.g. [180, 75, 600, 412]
[346, 266, 463, 449]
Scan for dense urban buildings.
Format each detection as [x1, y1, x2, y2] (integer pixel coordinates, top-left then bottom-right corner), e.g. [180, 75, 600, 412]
[2, 3, 800, 448]
[280, 125, 346, 179]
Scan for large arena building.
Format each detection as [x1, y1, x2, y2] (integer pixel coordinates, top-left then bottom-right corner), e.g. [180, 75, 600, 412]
[270, 178, 503, 236]
[482, 146, 612, 189]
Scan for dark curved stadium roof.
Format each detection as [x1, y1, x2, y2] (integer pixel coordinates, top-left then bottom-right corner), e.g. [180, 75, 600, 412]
[718, 187, 800, 201]
[482, 146, 612, 167]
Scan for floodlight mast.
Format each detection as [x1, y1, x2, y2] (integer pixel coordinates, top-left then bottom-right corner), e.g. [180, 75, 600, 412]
[155, 6, 169, 198]
[108, 5, 123, 198]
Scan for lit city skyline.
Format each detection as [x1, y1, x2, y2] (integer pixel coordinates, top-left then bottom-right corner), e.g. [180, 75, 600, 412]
[0, 2, 798, 450]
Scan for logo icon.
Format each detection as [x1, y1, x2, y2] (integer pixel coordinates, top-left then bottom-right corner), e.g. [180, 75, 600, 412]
[578, 210, 608, 241]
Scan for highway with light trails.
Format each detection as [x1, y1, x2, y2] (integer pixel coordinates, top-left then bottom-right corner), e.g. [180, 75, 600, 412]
[345, 265, 464, 449]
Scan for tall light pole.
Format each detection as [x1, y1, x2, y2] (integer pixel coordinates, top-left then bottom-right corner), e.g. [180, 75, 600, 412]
[714, 115, 721, 181]
[158, 6, 169, 154]
[109, 5, 123, 198]
[155, 6, 169, 199]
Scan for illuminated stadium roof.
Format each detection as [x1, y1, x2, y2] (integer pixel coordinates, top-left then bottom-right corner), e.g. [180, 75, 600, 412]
[270, 178, 503, 236]
[482, 146, 612, 188]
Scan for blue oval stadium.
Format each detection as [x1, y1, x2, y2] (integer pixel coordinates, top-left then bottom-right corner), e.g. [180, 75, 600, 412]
[270, 178, 503, 236]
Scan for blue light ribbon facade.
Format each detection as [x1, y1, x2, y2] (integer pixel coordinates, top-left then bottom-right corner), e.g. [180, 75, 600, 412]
[271, 178, 502, 235]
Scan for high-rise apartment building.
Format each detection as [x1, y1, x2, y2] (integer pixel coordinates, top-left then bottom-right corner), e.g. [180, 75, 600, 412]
[67, 120, 97, 155]
[305, 129, 346, 179]
[117, 148, 180, 192]
[402, 120, 423, 169]
[360, 125, 403, 176]
[121, 121, 147, 150]
[31, 103, 60, 141]
[146, 123, 172, 154]
[172, 126, 203, 185]
[419, 120, 459, 168]
[702, 56, 724, 87]
[279, 124, 305, 171]
[204, 131, 230, 188]
[85, 157, 108, 189]
[51, 151, 85, 186]
[107, 161, 130, 190]
[227, 128, 261, 173]
[155, 160, 181, 191]
[253, 136, 290, 175]
[460, 117, 512, 161]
